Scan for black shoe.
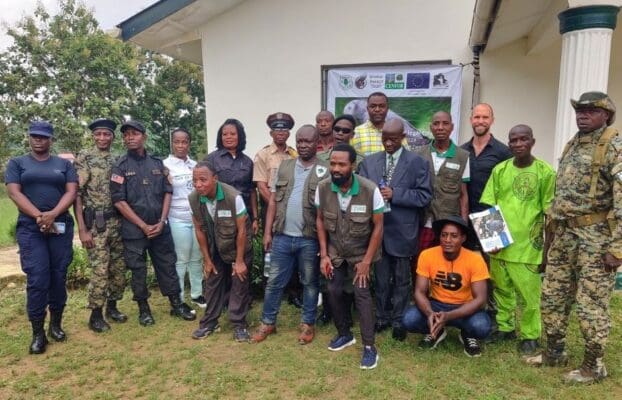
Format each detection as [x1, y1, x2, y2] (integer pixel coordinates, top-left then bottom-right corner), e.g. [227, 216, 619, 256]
[288, 294, 303, 309]
[418, 329, 447, 349]
[192, 323, 221, 339]
[105, 300, 128, 323]
[169, 296, 197, 321]
[137, 300, 155, 326]
[519, 339, 539, 355]
[486, 330, 517, 343]
[29, 319, 48, 354]
[88, 308, 111, 333]
[48, 310, 66, 342]
[460, 332, 482, 357]
[374, 321, 390, 333]
[392, 326, 407, 341]
[191, 296, 207, 309]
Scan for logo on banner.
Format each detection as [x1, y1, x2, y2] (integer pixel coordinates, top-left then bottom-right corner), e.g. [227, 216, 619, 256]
[433, 73, 449, 88]
[385, 73, 404, 89]
[369, 74, 384, 88]
[355, 75, 367, 89]
[339, 75, 353, 89]
[406, 73, 430, 89]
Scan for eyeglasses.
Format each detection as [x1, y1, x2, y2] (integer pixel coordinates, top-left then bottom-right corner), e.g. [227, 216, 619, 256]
[333, 126, 353, 134]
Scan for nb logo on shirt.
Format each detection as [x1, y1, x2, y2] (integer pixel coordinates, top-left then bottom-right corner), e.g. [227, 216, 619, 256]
[433, 271, 463, 291]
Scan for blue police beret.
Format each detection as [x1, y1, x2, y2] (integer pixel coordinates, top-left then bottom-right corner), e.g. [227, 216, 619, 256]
[88, 118, 117, 134]
[28, 120, 54, 137]
[120, 120, 146, 134]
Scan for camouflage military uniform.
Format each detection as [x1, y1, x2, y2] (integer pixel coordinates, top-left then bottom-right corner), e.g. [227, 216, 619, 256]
[75, 148, 126, 309]
[542, 121, 622, 376]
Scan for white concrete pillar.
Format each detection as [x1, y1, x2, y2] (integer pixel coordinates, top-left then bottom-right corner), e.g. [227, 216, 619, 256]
[553, 5, 620, 166]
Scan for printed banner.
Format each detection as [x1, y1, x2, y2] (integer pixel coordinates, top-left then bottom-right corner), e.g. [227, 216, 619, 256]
[326, 64, 462, 147]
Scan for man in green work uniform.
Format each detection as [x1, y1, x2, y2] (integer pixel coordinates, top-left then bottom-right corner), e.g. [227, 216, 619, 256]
[480, 124, 555, 355]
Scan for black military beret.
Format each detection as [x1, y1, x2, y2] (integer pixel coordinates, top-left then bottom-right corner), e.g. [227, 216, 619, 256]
[88, 118, 117, 134]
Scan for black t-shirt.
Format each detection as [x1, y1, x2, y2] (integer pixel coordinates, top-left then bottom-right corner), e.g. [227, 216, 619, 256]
[461, 135, 512, 213]
[4, 154, 78, 222]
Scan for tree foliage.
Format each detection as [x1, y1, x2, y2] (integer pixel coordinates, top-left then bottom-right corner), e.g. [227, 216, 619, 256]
[0, 0, 206, 166]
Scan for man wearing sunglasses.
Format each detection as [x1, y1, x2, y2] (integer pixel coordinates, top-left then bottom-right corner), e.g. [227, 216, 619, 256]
[318, 114, 363, 166]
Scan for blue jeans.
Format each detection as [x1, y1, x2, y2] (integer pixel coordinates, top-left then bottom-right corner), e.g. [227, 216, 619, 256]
[402, 300, 492, 339]
[261, 234, 319, 325]
[169, 220, 203, 299]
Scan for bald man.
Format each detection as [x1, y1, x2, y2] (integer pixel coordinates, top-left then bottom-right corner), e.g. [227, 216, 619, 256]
[358, 118, 432, 340]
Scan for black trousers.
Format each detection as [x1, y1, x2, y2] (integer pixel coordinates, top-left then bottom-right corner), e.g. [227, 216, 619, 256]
[374, 254, 412, 328]
[327, 260, 375, 346]
[123, 232, 181, 301]
[199, 252, 252, 329]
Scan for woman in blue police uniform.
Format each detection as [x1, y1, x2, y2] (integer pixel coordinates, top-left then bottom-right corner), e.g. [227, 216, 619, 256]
[5, 121, 78, 354]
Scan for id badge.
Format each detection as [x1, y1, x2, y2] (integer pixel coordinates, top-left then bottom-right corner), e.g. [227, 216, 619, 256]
[53, 222, 66, 234]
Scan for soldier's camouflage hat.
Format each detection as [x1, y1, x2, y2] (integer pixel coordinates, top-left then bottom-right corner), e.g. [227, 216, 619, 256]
[571, 91, 616, 125]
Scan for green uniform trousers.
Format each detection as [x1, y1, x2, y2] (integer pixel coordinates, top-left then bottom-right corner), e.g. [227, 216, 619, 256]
[490, 258, 541, 339]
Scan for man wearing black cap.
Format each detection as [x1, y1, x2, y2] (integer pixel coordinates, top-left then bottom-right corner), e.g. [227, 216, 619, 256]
[74, 119, 128, 332]
[110, 120, 196, 326]
[403, 216, 491, 357]
[526, 92, 621, 384]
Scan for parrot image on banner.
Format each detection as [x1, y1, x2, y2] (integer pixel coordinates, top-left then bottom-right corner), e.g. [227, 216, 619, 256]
[342, 99, 431, 149]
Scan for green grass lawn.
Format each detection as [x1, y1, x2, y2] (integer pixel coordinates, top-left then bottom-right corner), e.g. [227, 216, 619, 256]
[0, 185, 18, 247]
[0, 286, 621, 399]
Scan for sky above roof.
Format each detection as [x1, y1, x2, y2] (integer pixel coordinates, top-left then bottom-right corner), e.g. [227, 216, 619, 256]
[0, 0, 156, 50]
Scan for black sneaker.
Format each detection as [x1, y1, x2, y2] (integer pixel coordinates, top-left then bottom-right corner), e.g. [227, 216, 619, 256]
[191, 296, 207, 309]
[418, 329, 447, 349]
[518, 339, 538, 355]
[460, 332, 482, 357]
[192, 323, 221, 339]
[233, 327, 251, 343]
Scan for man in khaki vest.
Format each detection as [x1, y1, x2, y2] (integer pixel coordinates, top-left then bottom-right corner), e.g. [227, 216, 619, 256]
[417, 111, 470, 250]
[188, 161, 253, 342]
[316, 143, 384, 370]
[251, 125, 329, 345]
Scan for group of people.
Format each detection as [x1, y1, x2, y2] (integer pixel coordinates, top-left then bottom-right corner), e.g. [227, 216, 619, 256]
[4, 90, 621, 380]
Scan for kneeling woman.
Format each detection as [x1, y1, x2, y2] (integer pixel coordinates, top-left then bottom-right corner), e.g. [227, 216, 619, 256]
[189, 161, 253, 342]
[5, 121, 78, 354]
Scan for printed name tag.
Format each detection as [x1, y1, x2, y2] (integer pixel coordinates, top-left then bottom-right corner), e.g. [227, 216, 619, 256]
[218, 210, 232, 218]
[351, 205, 367, 213]
[445, 162, 460, 170]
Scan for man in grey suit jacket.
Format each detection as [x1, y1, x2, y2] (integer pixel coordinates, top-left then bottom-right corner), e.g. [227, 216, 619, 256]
[358, 119, 433, 340]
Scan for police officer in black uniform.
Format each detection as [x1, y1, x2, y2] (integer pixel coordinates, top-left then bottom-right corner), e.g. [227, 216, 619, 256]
[110, 120, 196, 325]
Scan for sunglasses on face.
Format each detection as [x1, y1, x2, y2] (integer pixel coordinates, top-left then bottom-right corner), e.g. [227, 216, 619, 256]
[333, 126, 352, 134]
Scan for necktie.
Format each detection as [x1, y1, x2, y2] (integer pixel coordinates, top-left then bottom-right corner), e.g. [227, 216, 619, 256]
[386, 154, 395, 184]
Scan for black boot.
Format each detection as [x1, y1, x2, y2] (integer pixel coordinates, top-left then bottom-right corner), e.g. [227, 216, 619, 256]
[169, 295, 196, 321]
[29, 319, 48, 354]
[49, 310, 66, 342]
[88, 308, 111, 333]
[105, 300, 128, 323]
[137, 300, 155, 326]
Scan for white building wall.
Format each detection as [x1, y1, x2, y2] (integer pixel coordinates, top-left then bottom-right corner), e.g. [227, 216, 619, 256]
[199, 0, 477, 156]
[479, 22, 621, 166]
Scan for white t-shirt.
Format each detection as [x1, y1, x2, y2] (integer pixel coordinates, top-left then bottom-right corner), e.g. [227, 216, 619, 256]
[204, 194, 247, 219]
[163, 155, 196, 222]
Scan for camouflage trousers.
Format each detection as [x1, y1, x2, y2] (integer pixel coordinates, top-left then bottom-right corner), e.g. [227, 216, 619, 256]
[542, 222, 616, 368]
[87, 217, 127, 309]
